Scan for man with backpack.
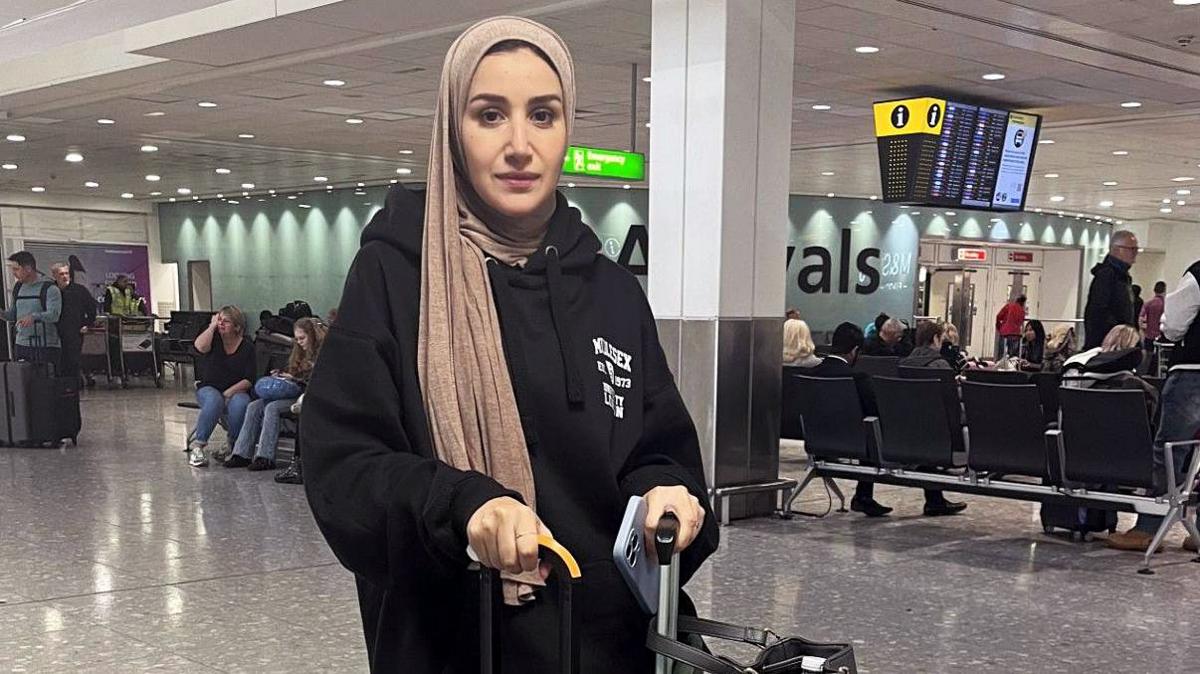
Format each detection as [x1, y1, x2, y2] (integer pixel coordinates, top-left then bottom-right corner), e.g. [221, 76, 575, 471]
[3, 251, 63, 368]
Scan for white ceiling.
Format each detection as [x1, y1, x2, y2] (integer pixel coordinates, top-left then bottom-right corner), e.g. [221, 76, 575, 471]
[1, 0, 1200, 225]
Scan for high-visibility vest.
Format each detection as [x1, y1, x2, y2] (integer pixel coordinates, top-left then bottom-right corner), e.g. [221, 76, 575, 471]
[108, 285, 140, 316]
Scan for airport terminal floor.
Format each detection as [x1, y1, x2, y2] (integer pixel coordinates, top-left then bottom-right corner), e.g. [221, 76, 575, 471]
[1, 387, 1198, 673]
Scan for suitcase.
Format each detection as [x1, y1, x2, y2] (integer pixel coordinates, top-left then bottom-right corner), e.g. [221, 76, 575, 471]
[1039, 503, 1118, 541]
[478, 535, 580, 674]
[1, 324, 82, 447]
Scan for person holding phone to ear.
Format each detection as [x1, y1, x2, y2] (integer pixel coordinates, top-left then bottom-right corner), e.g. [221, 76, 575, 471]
[301, 17, 716, 674]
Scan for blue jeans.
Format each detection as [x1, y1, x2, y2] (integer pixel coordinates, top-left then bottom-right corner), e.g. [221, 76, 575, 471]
[1132, 371, 1200, 533]
[194, 386, 251, 445]
[232, 398, 296, 461]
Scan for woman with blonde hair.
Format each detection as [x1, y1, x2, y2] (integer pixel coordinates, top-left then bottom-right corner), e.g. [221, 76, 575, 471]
[302, 17, 715, 672]
[224, 317, 327, 470]
[189, 305, 255, 467]
[1101, 324, 1142, 352]
[783, 318, 821, 367]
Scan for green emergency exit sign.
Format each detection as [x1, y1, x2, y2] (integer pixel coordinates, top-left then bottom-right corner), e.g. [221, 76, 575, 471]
[562, 145, 645, 181]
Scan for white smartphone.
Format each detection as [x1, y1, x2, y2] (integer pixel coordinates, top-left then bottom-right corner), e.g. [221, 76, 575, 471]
[612, 495, 659, 614]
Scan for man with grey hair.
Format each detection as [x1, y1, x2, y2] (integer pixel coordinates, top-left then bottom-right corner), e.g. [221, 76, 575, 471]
[1083, 230, 1138, 349]
[50, 261, 96, 381]
[862, 317, 913, 358]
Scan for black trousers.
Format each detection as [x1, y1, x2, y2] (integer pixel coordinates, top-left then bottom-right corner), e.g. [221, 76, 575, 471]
[58, 336, 82, 380]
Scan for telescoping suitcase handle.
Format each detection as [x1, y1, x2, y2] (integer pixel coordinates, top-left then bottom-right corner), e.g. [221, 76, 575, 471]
[478, 535, 582, 674]
[655, 513, 681, 674]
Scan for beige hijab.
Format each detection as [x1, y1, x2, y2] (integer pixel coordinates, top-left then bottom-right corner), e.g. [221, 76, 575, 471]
[418, 19, 575, 520]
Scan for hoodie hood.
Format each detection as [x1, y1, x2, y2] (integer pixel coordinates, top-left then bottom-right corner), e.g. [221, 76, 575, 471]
[361, 184, 601, 273]
[1091, 253, 1131, 280]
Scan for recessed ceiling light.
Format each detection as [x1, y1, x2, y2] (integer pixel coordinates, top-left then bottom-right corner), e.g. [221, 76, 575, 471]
[326, 185, 333, 190]
[820, 171, 835, 176]
[1178, 189, 1192, 195]
[1161, 207, 1173, 213]
[1120, 101, 1142, 108]
[623, 184, 632, 190]
[140, 144, 158, 152]
[287, 195, 297, 199]
[268, 189, 276, 195]
[644, 122, 650, 128]
[854, 46, 880, 54]
[870, 195, 879, 200]
[1034, 208, 1043, 212]
[96, 118, 115, 125]
[298, 204, 312, 209]
[1116, 220, 1124, 224]
[398, 149, 414, 155]
[241, 183, 255, 189]
[827, 192, 836, 197]
[356, 182, 365, 187]
[1050, 195, 1065, 202]
[121, 193, 134, 199]
[345, 118, 364, 124]
[197, 101, 217, 108]
[0, 163, 15, 170]
[31, 186, 45, 192]
[144, 111, 165, 117]
[1112, 150, 1129, 156]
[1044, 173, 1059, 178]
[1163, 198, 1173, 203]
[981, 73, 1006, 81]
[811, 104, 832, 111]
[1179, 200, 1188, 206]
[314, 176, 328, 182]
[242, 192, 249, 197]
[945, 211, 957, 216]
[323, 79, 346, 87]
[177, 187, 191, 195]
[193, 195, 200, 200]
[150, 191, 162, 196]
[215, 168, 231, 175]
[567, 182, 576, 188]
[911, 211, 921, 215]
[64, 152, 84, 163]
[641, 76, 651, 83]
[6, 134, 26, 142]
[1174, 0, 1200, 6]
[1172, 176, 1194, 182]
[1038, 139, 1054, 145]
[1102, 180, 1119, 186]
[390, 179, 398, 184]
[1099, 200, 1113, 208]
[237, 133, 255, 139]
[217, 194, 224, 198]
[84, 181, 99, 188]
[226, 199, 238, 204]
[395, 168, 412, 175]
[145, 174, 160, 181]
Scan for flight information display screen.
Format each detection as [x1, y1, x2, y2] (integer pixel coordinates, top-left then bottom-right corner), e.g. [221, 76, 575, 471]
[874, 97, 1041, 212]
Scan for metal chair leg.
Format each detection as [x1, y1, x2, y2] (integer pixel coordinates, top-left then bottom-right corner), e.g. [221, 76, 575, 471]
[780, 465, 816, 518]
[1139, 504, 1180, 575]
[825, 477, 847, 512]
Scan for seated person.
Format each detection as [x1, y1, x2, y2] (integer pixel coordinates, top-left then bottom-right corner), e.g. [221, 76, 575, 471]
[862, 317, 912, 358]
[189, 306, 256, 468]
[1063, 324, 1159, 422]
[899, 320, 952, 369]
[1042, 324, 1076, 373]
[803, 322, 965, 518]
[864, 312, 888, 341]
[940, 322, 969, 372]
[226, 318, 326, 470]
[1018, 320, 1046, 371]
[782, 318, 821, 368]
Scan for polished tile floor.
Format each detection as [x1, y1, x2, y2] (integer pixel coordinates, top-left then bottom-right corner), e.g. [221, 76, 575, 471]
[1, 388, 1198, 672]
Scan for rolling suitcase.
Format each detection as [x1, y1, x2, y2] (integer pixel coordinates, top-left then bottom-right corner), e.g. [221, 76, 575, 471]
[478, 535, 581, 674]
[1, 324, 81, 447]
[1039, 503, 1118, 541]
[647, 514, 859, 674]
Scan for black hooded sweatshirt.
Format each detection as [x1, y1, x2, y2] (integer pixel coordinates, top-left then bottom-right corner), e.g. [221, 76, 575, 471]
[1083, 254, 1134, 349]
[302, 185, 718, 674]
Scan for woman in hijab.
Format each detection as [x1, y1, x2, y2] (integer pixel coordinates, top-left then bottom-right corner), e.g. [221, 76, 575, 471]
[302, 17, 716, 674]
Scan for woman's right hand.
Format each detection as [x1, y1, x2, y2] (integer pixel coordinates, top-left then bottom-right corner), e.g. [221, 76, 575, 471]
[466, 496, 549, 576]
[208, 313, 221, 330]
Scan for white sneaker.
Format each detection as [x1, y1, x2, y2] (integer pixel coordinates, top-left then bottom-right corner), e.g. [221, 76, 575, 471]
[188, 441, 209, 468]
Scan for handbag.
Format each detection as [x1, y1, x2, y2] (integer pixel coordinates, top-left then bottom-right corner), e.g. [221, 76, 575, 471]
[646, 616, 857, 674]
[254, 374, 302, 401]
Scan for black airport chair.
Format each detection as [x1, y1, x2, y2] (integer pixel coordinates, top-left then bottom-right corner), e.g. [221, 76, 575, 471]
[898, 365, 957, 383]
[854, 355, 899, 378]
[873, 376, 966, 468]
[964, 369, 1030, 384]
[788, 375, 874, 463]
[961, 381, 1050, 480]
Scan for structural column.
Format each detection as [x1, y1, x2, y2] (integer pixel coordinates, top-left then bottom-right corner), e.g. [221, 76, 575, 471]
[648, 0, 796, 518]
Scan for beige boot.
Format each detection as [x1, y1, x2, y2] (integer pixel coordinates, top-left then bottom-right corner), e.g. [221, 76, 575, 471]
[1106, 529, 1163, 553]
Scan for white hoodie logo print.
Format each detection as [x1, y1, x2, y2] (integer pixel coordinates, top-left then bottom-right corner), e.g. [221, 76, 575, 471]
[593, 337, 633, 419]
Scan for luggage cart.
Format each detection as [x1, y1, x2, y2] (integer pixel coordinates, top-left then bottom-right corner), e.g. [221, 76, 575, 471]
[80, 318, 116, 388]
[115, 316, 163, 388]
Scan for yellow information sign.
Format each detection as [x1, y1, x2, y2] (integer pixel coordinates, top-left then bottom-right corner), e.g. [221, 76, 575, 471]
[873, 97, 947, 137]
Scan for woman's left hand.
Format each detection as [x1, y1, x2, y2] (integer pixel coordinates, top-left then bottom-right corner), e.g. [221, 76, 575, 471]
[643, 485, 706, 558]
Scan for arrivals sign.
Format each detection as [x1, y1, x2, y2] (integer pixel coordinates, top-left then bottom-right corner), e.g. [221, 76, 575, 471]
[562, 145, 645, 181]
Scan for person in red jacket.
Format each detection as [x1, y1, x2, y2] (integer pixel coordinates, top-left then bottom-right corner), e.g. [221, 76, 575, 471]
[995, 295, 1027, 358]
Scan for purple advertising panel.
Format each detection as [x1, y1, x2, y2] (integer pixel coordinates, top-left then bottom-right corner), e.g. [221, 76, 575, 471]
[23, 241, 151, 310]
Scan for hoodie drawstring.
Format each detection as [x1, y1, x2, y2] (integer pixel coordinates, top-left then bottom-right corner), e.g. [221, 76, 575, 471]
[545, 246, 585, 405]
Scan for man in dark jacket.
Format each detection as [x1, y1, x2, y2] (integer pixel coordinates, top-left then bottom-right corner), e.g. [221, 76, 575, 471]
[900, 321, 954, 370]
[51, 262, 97, 381]
[798, 322, 963, 517]
[862, 317, 912, 358]
[1083, 230, 1138, 349]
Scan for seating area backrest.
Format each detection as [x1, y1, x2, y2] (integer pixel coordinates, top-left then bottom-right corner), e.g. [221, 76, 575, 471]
[1030, 372, 1061, 426]
[781, 367, 806, 440]
[872, 376, 960, 466]
[961, 382, 1048, 478]
[898, 365, 956, 382]
[788, 375, 872, 462]
[1059, 387, 1156, 489]
[854, 355, 899, 377]
[964, 369, 1030, 384]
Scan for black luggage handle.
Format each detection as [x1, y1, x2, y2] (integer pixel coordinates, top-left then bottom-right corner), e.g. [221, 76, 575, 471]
[479, 535, 582, 674]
